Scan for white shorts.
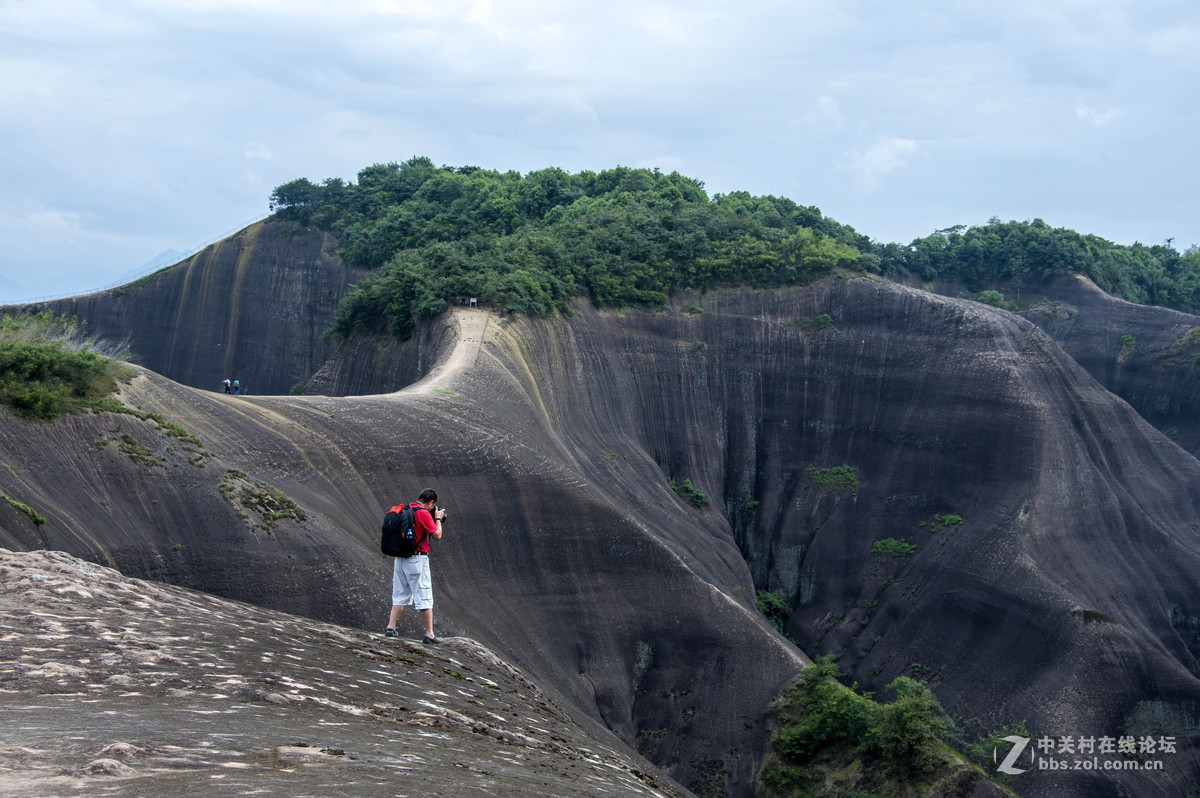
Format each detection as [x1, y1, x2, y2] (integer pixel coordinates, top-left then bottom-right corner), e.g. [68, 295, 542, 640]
[391, 555, 433, 610]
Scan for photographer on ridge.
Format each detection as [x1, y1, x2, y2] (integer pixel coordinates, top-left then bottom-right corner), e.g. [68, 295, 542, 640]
[384, 488, 446, 644]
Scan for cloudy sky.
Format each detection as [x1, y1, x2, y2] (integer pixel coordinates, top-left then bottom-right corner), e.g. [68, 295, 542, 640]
[1, 0, 1197, 301]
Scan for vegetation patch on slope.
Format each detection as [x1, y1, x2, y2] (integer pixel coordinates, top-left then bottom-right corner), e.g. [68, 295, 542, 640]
[1, 493, 45, 525]
[807, 465, 861, 495]
[0, 311, 130, 421]
[220, 470, 307, 531]
[761, 656, 1008, 797]
[758, 590, 790, 633]
[874, 219, 1200, 313]
[669, 477, 711, 509]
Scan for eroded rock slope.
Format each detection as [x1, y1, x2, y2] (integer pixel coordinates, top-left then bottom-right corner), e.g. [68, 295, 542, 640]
[0, 306, 805, 797]
[0, 548, 686, 798]
[1029, 274, 1200, 458]
[21, 219, 451, 396]
[4, 275, 1200, 797]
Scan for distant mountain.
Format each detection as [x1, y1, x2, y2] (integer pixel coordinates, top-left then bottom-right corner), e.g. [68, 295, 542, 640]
[127, 248, 186, 278]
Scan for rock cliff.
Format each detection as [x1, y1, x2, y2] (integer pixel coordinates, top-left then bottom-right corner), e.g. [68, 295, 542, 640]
[27, 220, 370, 396]
[5, 262, 1200, 796]
[1030, 274, 1200, 459]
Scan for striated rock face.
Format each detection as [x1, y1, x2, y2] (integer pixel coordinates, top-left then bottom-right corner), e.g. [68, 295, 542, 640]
[477, 281, 1200, 797]
[0, 306, 807, 797]
[0, 548, 687, 797]
[1029, 274, 1200, 458]
[23, 220, 366, 396]
[4, 275, 1200, 797]
[303, 318, 454, 397]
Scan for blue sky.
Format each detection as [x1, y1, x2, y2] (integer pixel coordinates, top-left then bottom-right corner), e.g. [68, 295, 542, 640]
[1, 0, 1197, 300]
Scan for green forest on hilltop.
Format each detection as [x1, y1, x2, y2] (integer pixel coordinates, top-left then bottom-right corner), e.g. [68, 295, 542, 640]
[270, 158, 869, 339]
[269, 158, 1200, 340]
[876, 220, 1200, 312]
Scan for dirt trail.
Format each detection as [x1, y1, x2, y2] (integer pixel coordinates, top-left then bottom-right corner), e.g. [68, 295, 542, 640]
[409, 307, 491, 394]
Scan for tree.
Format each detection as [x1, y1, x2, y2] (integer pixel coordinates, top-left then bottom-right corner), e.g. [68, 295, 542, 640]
[269, 178, 323, 212]
[875, 676, 951, 773]
[978, 289, 1006, 309]
[756, 590, 790, 632]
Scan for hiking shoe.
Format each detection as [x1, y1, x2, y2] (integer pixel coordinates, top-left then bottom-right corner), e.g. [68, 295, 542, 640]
[422, 635, 443, 644]
[384, 627, 397, 638]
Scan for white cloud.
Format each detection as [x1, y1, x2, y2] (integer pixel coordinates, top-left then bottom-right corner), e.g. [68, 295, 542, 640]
[845, 137, 920, 193]
[25, 210, 87, 240]
[1147, 24, 1200, 60]
[1075, 102, 1122, 127]
[1, 0, 1199, 297]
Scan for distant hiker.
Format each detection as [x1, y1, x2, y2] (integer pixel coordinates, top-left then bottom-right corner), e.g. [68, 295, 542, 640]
[233, 379, 240, 396]
[384, 487, 446, 643]
[223, 379, 232, 394]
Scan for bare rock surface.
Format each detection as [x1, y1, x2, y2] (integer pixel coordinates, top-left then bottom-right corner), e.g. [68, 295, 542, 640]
[0, 547, 687, 798]
[21, 220, 394, 396]
[1030, 274, 1200, 458]
[4, 273, 1200, 797]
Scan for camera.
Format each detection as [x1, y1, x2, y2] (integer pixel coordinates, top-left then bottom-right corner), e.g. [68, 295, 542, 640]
[437, 506, 448, 523]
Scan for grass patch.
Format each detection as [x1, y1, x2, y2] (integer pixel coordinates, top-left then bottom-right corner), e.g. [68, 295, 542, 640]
[118, 432, 164, 466]
[1, 493, 45, 525]
[1118, 333, 1138, 361]
[220, 469, 307, 530]
[669, 478, 710, 509]
[89, 398, 202, 446]
[806, 465, 860, 495]
[0, 311, 130, 421]
[791, 313, 835, 331]
[159, 420, 201, 445]
[872, 538, 917, 557]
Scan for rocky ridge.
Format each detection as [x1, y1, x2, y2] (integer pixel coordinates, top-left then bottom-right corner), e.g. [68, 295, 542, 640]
[1030, 274, 1200, 458]
[0, 547, 687, 798]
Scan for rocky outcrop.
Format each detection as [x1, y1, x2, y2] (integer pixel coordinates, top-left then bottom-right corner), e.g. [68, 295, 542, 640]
[24, 219, 365, 396]
[0, 547, 687, 797]
[475, 282, 1200, 797]
[1028, 274, 1200, 458]
[303, 317, 454, 397]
